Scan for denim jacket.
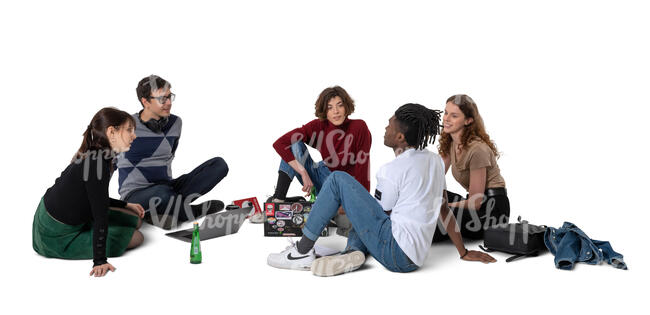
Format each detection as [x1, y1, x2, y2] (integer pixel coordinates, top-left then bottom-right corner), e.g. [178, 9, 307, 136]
[544, 222, 627, 270]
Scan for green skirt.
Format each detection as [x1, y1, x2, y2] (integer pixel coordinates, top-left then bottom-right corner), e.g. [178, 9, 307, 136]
[32, 198, 138, 260]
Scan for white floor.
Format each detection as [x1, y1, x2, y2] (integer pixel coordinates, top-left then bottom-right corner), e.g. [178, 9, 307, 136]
[2, 1, 648, 313]
[9, 210, 641, 314]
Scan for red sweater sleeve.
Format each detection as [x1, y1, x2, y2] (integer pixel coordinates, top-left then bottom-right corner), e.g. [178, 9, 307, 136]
[273, 119, 320, 163]
[351, 120, 372, 192]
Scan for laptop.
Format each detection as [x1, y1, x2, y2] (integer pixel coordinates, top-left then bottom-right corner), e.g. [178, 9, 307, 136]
[166, 206, 254, 242]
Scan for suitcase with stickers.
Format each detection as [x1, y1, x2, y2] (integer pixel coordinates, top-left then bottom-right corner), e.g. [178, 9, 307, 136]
[263, 201, 330, 237]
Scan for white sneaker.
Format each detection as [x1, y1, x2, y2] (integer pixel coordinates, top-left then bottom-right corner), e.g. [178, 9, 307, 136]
[267, 240, 315, 271]
[249, 211, 266, 224]
[311, 250, 366, 277]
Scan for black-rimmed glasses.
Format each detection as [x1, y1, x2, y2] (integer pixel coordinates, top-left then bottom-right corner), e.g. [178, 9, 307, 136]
[150, 93, 175, 103]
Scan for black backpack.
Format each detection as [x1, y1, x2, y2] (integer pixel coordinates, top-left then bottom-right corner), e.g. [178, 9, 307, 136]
[479, 216, 548, 262]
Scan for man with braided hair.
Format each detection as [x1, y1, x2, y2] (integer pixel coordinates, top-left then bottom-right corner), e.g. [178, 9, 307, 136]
[267, 103, 496, 276]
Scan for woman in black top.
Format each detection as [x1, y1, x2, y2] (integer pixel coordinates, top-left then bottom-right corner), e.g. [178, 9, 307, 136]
[32, 107, 145, 277]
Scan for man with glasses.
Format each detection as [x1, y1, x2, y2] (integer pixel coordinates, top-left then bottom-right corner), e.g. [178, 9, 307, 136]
[115, 75, 228, 229]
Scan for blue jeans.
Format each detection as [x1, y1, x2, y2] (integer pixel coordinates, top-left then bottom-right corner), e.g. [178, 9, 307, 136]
[278, 141, 331, 193]
[279, 142, 352, 236]
[125, 157, 229, 221]
[544, 222, 627, 270]
[302, 171, 418, 273]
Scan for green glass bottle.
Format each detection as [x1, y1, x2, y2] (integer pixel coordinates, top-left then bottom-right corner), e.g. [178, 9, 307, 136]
[309, 187, 317, 203]
[190, 222, 202, 264]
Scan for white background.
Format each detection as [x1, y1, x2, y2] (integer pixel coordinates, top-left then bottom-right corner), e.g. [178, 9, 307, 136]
[1, 0, 647, 314]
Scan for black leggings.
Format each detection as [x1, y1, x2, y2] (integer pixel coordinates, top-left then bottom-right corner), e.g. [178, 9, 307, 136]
[432, 190, 510, 242]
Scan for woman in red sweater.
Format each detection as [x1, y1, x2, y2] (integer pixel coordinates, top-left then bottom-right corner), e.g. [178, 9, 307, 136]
[268, 86, 371, 236]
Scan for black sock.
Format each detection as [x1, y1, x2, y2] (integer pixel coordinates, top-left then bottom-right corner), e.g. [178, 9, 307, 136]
[296, 236, 316, 254]
[273, 171, 291, 200]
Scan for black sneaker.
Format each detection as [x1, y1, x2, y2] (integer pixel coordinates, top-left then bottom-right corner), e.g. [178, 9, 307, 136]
[266, 196, 282, 203]
[265, 196, 306, 203]
[143, 211, 176, 230]
[190, 200, 225, 219]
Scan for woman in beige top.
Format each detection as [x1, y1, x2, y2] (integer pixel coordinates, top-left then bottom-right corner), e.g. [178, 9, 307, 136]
[433, 94, 510, 241]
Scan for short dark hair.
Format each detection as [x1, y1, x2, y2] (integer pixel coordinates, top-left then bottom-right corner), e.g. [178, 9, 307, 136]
[314, 86, 355, 120]
[136, 75, 171, 107]
[394, 103, 442, 150]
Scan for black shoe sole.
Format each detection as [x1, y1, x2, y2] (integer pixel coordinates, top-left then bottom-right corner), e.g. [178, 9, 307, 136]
[190, 200, 225, 219]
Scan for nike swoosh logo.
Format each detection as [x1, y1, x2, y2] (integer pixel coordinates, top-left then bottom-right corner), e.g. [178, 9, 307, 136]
[287, 253, 309, 260]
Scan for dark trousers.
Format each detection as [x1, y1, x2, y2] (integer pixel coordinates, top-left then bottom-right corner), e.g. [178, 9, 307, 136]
[125, 157, 229, 221]
[432, 190, 510, 242]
